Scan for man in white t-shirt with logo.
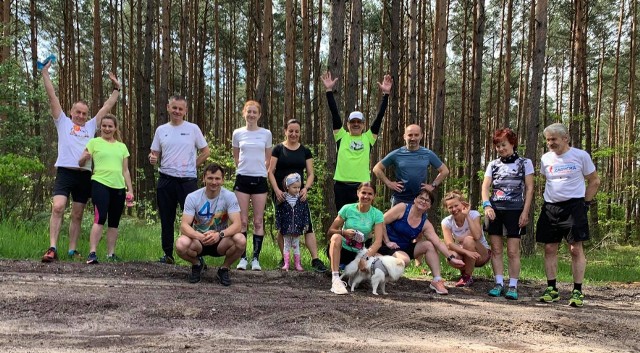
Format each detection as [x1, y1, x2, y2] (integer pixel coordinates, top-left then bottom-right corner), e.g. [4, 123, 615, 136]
[536, 123, 600, 308]
[176, 163, 245, 286]
[149, 96, 210, 264]
[41, 61, 122, 262]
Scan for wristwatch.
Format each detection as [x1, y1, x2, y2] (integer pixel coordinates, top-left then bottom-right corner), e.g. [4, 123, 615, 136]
[446, 254, 455, 262]
[431, 182, 438, 188]
[219, 231, 225, 239]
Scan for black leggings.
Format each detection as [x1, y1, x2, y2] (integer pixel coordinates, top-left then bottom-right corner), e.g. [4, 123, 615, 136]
[92, 181, 126, 228]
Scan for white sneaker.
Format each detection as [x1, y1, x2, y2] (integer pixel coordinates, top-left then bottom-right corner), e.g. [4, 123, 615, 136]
[251, 258, 262, 271]
[236, 257, 248, 270]
[330, 278, 348, 295]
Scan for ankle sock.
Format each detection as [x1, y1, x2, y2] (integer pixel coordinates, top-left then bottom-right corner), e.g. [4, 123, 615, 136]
[509, 278, 518, 288]
[495, 275, 504, 285]
[332, 272, 340, 280]
[547, 279, 557, 290]
[573, 283, 582, 291]
[433, 276, 442, 282]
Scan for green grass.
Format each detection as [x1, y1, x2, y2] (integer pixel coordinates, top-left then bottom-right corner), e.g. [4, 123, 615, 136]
[1, 216, 638, 284]
[0, 215, 331, 270]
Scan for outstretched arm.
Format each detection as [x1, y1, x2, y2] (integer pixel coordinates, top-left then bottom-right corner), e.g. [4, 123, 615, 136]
[94, 72, 122, 127]
[41, 61, 63, 119]
[369, 75, 392, 137]
[321, 71, 343, 132]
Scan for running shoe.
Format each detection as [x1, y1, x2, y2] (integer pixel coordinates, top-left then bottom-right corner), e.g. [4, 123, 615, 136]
[538, 286, 560, 303]
[106, 254, 120, 262]
[488, 284, 504, 297]
[330, 278, 348, 295]
[68, 250, 82, 259]
[311, 258, 328, 273]
[455, 275, 474, 287]
[189, 263, 203, 283]
[429, 279, 449, 295]
[505, 286, 518, 300]
[568, 289, 584, 307]
[86, 252, 99, 264]
[158, 255, 175, 264]
[42, 247, 58, 263]
[251, 258, 262, 271]
[236, 257, 248, 270]
[217, 268, 231, 286]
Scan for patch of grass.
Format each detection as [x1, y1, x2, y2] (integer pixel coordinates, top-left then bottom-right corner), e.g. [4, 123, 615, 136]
[0, 216, 330, 270]
[1, 217, 637, 283]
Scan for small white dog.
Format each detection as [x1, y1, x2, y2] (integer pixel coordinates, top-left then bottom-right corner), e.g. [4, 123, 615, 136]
[341, 248, 406, 295]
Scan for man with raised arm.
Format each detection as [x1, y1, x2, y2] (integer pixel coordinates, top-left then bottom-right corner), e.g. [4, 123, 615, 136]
[41, 61, 121, 262]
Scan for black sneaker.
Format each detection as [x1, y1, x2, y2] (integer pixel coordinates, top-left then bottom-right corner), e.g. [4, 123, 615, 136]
[217, 267, 231, 286]
[189, 264, 203, 283]
[311, 258, 328, 273]
[159, 255, 175, 264]
[86, 252, 99, 264]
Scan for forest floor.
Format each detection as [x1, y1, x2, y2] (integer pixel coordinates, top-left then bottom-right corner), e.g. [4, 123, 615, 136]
[0, 259, 638, 353]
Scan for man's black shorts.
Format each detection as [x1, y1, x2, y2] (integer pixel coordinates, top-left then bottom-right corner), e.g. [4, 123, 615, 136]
[53, 167, 92, 203]
[198, 241, 224, 257]
[536, 198, 589, 244]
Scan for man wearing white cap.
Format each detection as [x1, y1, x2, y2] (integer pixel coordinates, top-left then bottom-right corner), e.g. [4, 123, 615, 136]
[320, 71, 393, 211]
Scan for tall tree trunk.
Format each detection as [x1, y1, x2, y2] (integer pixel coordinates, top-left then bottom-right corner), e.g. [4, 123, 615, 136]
[606, 1, 624, 221]
[389, 0, 401, 148]
[502, 0, 513, 127]
[255, 0, 272, 131]
[284, 0, 296, 126]
[345, 0, 361, 114]
[523, 0, 547, 256]
[325, 0, 346, 224]
[0, 0, 10, 63]
[157, 0, 171, 129]
[301, 0, 312, 143]
[408, 0, 418, 124]
[469, 0, 485, 207]
[625, 0, 638, 240]
[92, 0, 102, 114]
[137, 0, 156, 210]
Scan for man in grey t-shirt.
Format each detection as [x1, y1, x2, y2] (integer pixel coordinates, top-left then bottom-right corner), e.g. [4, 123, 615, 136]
[373, 124, 449, 205]
[176, 163, 245, 286]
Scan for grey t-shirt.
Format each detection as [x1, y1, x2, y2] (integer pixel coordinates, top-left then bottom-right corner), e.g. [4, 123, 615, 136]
[183, 187, 240, 232]
[381, 146, 443, 203]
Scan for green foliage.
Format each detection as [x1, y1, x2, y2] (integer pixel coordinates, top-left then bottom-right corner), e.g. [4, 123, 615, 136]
[0, 60, 46, 155]
[0, 154, 44, 221]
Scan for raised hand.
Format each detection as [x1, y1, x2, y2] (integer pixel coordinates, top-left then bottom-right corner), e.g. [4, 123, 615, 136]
[377, 74, 393, 95]
[321, 71, 338, 91]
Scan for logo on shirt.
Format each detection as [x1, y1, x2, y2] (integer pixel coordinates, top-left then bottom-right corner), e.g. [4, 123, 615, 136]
[548, 164, 577, 174]
[69, 125, 90, 138]
[350, 140, 364, 151]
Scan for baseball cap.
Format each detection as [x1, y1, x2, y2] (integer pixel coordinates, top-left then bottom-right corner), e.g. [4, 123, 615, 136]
[348, 111, 364, 122]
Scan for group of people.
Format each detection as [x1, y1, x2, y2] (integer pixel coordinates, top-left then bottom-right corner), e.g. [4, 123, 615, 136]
[41, 64, 600, 307]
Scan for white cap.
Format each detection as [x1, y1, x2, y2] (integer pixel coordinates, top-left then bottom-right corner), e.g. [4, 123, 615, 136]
[348, 111, 364, 121]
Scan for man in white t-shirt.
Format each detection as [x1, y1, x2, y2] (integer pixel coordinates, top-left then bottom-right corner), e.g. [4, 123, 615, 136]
[149, 96, 210, 264]
[176, 163, 245, 286]
[41, 61, 121, 263]
[536, 123, 600, 308]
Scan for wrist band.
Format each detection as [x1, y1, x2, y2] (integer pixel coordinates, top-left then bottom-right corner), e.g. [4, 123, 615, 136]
[482, 200, 492, 208]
